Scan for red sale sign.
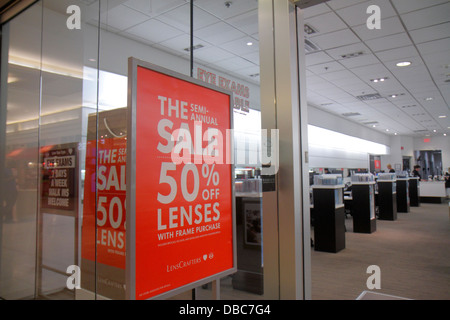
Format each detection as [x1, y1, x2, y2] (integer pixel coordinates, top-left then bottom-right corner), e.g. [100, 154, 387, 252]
[127, 58, 236, 299]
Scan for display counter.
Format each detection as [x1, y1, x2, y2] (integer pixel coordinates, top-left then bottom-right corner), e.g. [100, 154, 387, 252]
[419, 181, 446, 203]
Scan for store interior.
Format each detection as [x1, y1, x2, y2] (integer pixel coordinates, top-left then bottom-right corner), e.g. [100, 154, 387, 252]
[1, 0, 449, 300]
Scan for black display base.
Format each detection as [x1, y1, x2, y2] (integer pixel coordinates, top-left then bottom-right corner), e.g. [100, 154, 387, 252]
[352, 184, 376, 234]
[409, 179, 420, 207]
[314, 206, 346, 253]
[378, 182, 397, 221]
[420, 196, 444, 203]
[232, 270, 263, 295]
[396, 179, 410, 213]
[353, 218, 376, 234]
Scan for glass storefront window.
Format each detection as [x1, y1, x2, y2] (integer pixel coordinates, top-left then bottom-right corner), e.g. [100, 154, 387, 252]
[1, 0, 263, 300]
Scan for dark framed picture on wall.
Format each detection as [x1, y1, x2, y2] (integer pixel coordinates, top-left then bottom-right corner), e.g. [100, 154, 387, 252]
[244, 201, 262, 246]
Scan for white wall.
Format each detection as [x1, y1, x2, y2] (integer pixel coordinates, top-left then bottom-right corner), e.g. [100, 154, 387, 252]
[307, 105, 391, 169]
[380, 135, 414, 171]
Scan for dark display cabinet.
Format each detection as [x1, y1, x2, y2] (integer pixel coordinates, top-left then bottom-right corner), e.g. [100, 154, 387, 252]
[351, 182, 376, 233]
[396, 178, 410, 213]
[312, 184, 346, 253]
[377, 179, 397, 221]
[409, 177, 420, 207]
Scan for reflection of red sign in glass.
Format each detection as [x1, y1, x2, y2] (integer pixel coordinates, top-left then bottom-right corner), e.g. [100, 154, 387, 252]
[128, 60, 235, 300]
[374, 159, 381, 170]
[82, 138, 127, 270]
[424, 138, 430, 143]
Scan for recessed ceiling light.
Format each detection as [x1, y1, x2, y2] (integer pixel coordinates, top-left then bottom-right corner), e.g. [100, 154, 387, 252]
[424, 97, 433, 101]
[394, 132, 398, 135]
[386, 129, 389, 132]
[438, 115, 447, 118]
[433, 129, 437, 132]
[396, 61, 411, 67]
[372, 125, 376, 127]
[371, 77, 388, 83]
[246, 42, 253, 46]
[389, 93, 404, 98]
[444, 133, 447, 136]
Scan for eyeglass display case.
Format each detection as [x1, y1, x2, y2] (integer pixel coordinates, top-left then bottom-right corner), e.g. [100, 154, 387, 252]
[376, 173, 397, 221]
[351, 174, 376, 233]
[312, 175, 346, 253]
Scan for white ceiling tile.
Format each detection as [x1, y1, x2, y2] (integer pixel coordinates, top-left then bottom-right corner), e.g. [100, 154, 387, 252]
[365, 33, 412, 52]
[241, 51, 260, 65]
[156, 34, 198, 54]
[327, 0, 370, 11]
[213, 56, 256, 71]
[123, 19, 184, 43]
[420, 36, 450, 54]
[123, 0, 185, 16]
[302, 3, 332, 18]
[226, 9, 259, 35]
[338, 53, 379, 69]
[195, 21, 246, 45]
[339, 82, 375, 96]
[391, 0, 449, 14]
[374, 45, 420, 62]
[101, 5, 151, 31]
[305, 51, 334, 66]
[156, 4, 218, 31]
[350, 63, 391, 79]
[194, 0, 258, 20]
[325, 43, 371, 60]
[238, 65, 261, 79]
[219, 36, 259, 56]
[335, 0, 396, 27]
[309, 29, 360, 50]
[400, 2, 450, 31]
[352, 16, 405, 41]
[307, 61, 346, 74]
[192, 46, 235, 64]
[305, 12, 347, 35]
[316, 69, 353, 81]
[410, 22, 450, 44]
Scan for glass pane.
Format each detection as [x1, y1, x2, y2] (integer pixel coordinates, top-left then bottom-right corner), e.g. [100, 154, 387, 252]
[192, 0, 263, 300]
[89, 0, 191, 300]
[37, 0, 100, 300]
[0, 2, 42, 300]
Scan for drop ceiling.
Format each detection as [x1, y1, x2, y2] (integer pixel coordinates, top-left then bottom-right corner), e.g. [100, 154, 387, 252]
[80, 0, 450, 137]
[6, 0, 450, 138]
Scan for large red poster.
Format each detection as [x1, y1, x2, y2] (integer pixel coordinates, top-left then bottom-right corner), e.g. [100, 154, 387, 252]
[129, 61, 235, 299]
